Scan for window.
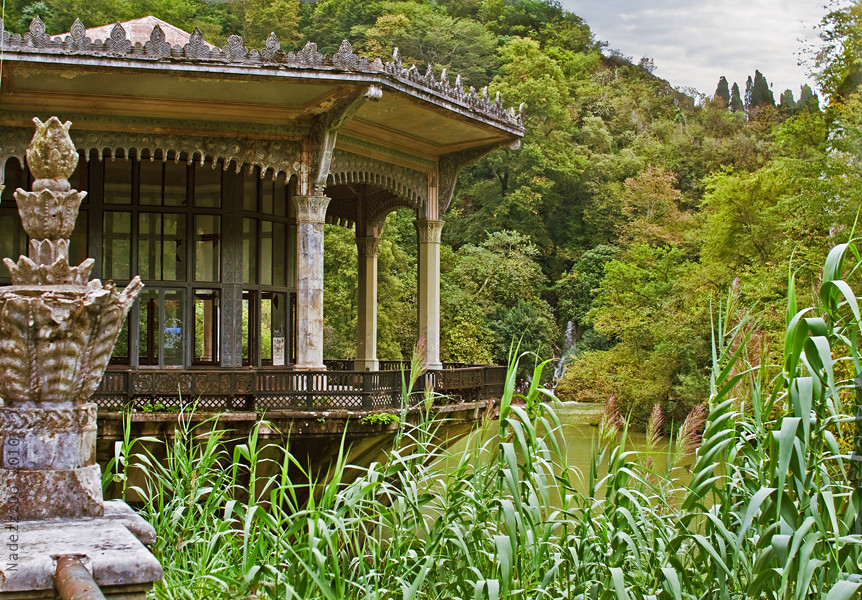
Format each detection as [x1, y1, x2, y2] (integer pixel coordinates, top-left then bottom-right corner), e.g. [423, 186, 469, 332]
[194, 215, 220, 282]
[139, 288, 186, 367]
[194, 289, 219, 365]
[3, 153, 297, 369]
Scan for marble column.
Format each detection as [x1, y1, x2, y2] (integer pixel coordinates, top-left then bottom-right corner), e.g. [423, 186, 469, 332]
[415, 219, 444, 370]
[293, 195, 330, 371]
[355, 235, 381, 371]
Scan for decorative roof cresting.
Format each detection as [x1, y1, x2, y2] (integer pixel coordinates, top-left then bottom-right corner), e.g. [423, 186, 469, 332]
[0, 17, 524, 130]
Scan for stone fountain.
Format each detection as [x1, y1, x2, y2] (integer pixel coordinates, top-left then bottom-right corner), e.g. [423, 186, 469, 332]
[0, 118, 161, 598]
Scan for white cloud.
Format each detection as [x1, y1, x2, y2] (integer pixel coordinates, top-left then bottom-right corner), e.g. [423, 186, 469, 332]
[561, 0, 827, 98]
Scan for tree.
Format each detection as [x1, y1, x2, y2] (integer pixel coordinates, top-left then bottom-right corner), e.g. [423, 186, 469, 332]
[744, 75, 754, 110]
[714, 76, 731, 106]
[778, 88, 796, 114]
[730, 82, 744, 112]
[243, 0, 301, 49]
[750, 69, 775, 108]
[358, 2, 499, 85]
[798, 84, 820, 112]
[813, 0, 862, 98]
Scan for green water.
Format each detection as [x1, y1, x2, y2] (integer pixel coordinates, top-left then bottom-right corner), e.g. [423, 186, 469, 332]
[439, 401, 693, 493]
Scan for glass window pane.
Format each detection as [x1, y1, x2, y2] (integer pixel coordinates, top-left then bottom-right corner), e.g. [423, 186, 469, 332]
[243, 168, 257, 212]
[111, 316, 130, 364]
[139, 160, 162, 206]
[242, 218, 257, 284]
[242, 291, 253, 365]
[164, 162, 187, 206]
[69, 210, 88, 267]
[162, 214, 186, 281]
[261, 220, 273, 286]
[137, 213, 160, 280]
[71, 152, 88, 201]
[272, 222, 286, 287]
[194, 215, 221, 282]
[0, 211, 27, 265]
[274, 173, 287, 217]
[261, 292, 287, 366]
[163, 290, 184, 367]
[103, 159, 132, 204]
[262, 176, 274, 214]
[194, 289, 219, 364]
[138, 290, 158, 366]
[2, 158, 27, 204]
[103, 212, 131, 280]
[195, 163, 221, 208]
[261, 295, 272, 362]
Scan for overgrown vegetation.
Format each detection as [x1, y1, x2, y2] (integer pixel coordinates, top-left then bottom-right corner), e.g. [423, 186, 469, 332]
[4, 0, 862, 420]
[108, 242, 861, 599]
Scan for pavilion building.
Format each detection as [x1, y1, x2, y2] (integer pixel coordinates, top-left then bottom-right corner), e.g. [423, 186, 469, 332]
[0, 17, 523, 406]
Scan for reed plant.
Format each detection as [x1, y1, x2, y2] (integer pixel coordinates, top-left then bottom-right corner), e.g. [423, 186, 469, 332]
[114, 243, 862, 599]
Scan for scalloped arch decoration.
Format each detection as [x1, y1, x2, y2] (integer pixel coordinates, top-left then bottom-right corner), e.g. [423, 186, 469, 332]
[327, 149, 428, 213]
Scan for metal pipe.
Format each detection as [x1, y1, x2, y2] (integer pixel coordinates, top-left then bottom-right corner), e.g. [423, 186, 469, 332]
[55, 555, 107, 600]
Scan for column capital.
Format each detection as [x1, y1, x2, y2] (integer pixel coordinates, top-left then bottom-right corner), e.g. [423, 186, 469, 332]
[414, 219, 444, 244]
[356, 235, 382, 257]
[293, 195, 331, 223]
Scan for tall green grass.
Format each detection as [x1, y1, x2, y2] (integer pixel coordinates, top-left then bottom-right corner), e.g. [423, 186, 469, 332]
[115, 243, 862, 599]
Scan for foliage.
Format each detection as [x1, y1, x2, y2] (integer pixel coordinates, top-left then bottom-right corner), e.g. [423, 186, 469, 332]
[113, 245, 862, 598]
[6, 0, 859, 428]
[359, 411, 400, 425]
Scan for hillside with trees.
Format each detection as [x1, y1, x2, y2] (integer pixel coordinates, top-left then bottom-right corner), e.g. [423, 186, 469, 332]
[3, 0, 859, 427]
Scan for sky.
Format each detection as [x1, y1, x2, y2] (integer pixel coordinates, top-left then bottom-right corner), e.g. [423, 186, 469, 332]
[561, 0, 830, 100]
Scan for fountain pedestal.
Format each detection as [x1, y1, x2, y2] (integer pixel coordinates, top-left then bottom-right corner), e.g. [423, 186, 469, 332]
[0, 118, 161, 598]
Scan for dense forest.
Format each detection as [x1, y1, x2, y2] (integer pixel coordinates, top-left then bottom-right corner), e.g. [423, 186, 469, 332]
[3, 0, 861, 425]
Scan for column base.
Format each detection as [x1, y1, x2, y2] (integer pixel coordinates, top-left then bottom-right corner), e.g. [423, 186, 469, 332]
[0, 464, 102, 521]
[354, 358, 379, 372]
[426, 362, 443, 371]
[0, 501, 162, 598]
[292, 363, 327, 372]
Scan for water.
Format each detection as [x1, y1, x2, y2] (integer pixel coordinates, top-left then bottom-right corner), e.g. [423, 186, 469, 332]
[439, 401, 693, 494]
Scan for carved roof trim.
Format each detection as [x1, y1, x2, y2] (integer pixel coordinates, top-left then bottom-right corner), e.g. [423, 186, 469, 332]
[1, 18, 524, 133]
[0, 127, 303, 181]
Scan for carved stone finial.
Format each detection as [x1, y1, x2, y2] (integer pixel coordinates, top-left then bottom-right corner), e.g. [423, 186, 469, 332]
[105, 22, 132, 53]
[333, 39, 358, 70]
[297, 41, 323, 66]
[185, 27, 209, 59]
[29, 15, 46, 38]
[26, 117, 77, 187]
[69, 18, 86, 42]
[145, 24, 171, 57]
[224, 34, 247, 60]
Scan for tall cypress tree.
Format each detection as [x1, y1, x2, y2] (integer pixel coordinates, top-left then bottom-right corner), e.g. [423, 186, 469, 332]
[798, 84, 820, 112]
[744, 76, 753, 110]
[750, 70, 775, 107]
[779, 89, 796, 113]
[714, 76, 731, 106]
[730, 82, 744, 112]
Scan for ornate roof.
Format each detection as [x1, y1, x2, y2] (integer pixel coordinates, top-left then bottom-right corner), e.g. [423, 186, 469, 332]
[0, 16, 524, 133]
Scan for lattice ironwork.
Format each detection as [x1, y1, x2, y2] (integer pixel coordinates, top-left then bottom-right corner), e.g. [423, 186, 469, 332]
[90, 365, 506, 411]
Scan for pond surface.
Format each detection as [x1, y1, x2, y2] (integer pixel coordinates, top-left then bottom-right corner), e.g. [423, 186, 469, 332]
[438, 401, 693, 494]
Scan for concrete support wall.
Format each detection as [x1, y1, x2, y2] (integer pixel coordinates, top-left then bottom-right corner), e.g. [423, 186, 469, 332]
[293, 195, 330, 371]
[414, 219, 444, 370]
[355, 235, 380, 371]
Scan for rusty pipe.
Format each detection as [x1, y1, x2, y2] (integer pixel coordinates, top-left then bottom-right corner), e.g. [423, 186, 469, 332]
[55, 555, 107, 600]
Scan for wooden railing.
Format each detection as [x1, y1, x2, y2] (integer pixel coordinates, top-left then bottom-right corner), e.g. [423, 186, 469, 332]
[92, 364, 507, 412]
